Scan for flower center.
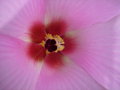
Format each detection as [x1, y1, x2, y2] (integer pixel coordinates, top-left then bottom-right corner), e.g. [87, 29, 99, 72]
[45, 39, 57, 52]
[40, 34, 65, 54]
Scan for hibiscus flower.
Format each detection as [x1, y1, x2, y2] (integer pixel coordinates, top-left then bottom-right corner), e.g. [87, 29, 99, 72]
[0, 0, 120, 90]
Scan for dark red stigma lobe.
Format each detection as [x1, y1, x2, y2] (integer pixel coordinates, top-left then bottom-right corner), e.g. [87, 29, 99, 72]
[45, 39, 57, 52]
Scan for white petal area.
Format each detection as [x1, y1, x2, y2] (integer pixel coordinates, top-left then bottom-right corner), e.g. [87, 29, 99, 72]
[0, 0, 29, 28]
[63, 16, 120, 89]
[45, 0, 120, 29]
[0, 34, 42, 90]
[35, 57, 106, 90]
[0, 0, 45, 41]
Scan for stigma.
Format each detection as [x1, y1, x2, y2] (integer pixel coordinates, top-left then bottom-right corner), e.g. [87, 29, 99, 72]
[40, 34, 65, 54]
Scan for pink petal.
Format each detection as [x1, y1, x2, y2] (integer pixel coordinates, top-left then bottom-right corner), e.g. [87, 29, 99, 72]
[62, 16, 119, 89]
[0, 0, 45, 40]
[0, 34, 41, 90]
[35, 60, 105, 90]
[0, 0, 28, 28]
[110, 15, 120, 90]
[45, 0, 120, 29]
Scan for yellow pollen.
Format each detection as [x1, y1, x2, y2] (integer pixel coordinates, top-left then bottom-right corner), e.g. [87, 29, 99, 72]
[40, 34, 65, 54]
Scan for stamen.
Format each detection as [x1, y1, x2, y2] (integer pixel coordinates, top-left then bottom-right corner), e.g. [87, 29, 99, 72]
[40, 34, 65, 53]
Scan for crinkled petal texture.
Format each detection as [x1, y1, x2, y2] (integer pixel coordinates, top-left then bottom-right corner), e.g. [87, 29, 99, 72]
[0, 0, 45, 40]
[0, 34, 42, 90]
[62, 16, 120, 89]
[45, 0, 120, 29]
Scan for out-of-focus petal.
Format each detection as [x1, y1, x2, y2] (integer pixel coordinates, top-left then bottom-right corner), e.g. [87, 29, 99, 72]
[62, 16, 119, 89]
[45, 0, 120, 29]
[35, 59, 106, 90]
[0, 34, 42, 90]
[0, 0, 45, 41]
[0, 0, 28, 28]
